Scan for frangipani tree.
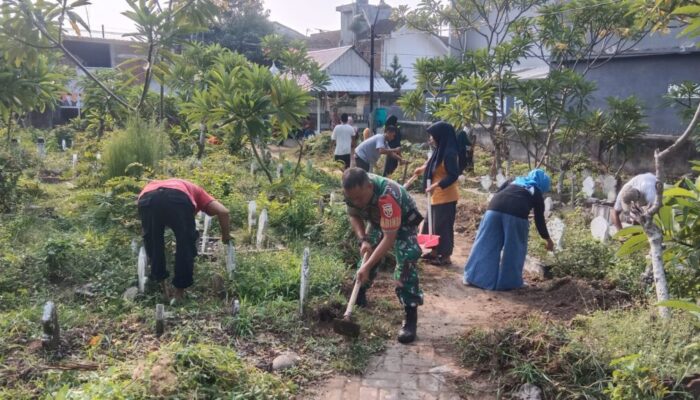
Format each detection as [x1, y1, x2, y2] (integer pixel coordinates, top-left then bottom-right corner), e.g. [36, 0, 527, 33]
[180, 51, 311, 183]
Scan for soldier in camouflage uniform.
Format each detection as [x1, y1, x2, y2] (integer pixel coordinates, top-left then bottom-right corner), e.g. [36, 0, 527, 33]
[342, 168, 424, 344]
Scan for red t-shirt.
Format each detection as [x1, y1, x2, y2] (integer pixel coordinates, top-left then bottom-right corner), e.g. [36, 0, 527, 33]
[139, 179, 215, 214]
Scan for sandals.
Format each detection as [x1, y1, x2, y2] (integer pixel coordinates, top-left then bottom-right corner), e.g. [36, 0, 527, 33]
[428, 255, 452, 266]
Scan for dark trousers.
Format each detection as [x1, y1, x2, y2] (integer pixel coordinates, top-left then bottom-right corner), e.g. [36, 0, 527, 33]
[334, 154, 351, 170]
[355, 156, 371, 172]
[421, 201, 457, 257]
[138, 188, 198, 289]
[383, 157, 399, 177]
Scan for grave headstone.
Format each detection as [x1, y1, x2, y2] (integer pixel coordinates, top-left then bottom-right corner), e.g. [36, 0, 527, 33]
[544, 197, 553, 218]
[299, 247, 310, 316]
[122, 287, 139, 301]
[36, 137, 46, 159]
[131, 239, 138, 256]
[248, 201, 257, 233]
[547, 218, 566, 251]
[480, 175, 493, 191]
[155, 304, 165, 337]
[602, 175, 617, 202]
[41, 301, 60, 350]
[250, 161, 256, 175]
[137, 246, 147, 294]
[96, 152, 101, 161]
[226, 242, 236, 278]
[496, 170, 507, 188]
[256, 209, 268, 249]
[582, 176, 595, 198]
[61, 139, 67, 151]
[590, 216, 610, 242]
[231, 299, 240, 317]
[201, 215, 212, 254]
[329, 192, 336, 206]
[71, 154, 78, 170]
[276, 164, 283, 179]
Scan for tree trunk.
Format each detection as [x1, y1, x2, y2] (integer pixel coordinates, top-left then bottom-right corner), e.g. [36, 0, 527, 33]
[249, 137, 273, 183]
[196, 123, 206, 160]
[294, 139, 305, 179]
[642, 217, 670, 318]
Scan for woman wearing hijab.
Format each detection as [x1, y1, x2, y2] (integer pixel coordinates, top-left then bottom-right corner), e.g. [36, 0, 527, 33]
[414, 121, 460, 266]
[383, 115, 402, 177]
[463, 169, 555, 291]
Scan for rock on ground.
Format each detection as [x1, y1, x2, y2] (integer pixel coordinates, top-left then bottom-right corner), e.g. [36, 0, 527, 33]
[272, 351, 300, 371]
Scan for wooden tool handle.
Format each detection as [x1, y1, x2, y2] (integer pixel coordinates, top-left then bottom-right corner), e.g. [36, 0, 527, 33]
[426, 179, 433, 237]
[344, 254, 369, 318]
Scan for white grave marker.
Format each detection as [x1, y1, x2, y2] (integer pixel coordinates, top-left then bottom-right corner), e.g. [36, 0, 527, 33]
[71, 154, 78, 170]
[226, 242, 236, 278]
[544, 197, 553, 218]
[496, 170, 507, 188]
[247, 201, 257, 233]
[256, 209, 268, 249]
[480, 175, 493, 191]
[590, 216, 611, 242]
[602, 175, 617, 202]
[131, 238, 138, 255]
[250, 161, 256, 175]
[276, 164, 283, 179]
[299, 247, 310, 316]
[547, 218, 566, 251]
[61, 139, 67, 151]
[582, 176, 595, 198]
[329, 192, 336, 206]
[96, 152, 101, 160]
[201, 215, 212, 254]
[137, 246, 147, 294]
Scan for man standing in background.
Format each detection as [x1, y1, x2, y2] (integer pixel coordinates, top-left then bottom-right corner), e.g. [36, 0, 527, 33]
[331, 113, 356, 170]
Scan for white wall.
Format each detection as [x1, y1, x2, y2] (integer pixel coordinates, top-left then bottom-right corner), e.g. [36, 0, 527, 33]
[382, 27, 449, 91]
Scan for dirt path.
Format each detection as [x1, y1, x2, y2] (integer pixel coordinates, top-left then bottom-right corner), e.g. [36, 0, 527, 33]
[308, 192, 629, 399]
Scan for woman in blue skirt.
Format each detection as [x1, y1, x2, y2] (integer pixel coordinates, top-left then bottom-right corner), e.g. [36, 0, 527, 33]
[463, 169, 554, 290]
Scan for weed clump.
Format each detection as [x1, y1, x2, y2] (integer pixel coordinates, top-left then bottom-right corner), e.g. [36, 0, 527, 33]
[102, 119, 169, 179]
[456, 310, 699, 398]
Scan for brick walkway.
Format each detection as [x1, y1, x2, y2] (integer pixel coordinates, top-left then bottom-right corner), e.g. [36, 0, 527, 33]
[317, 340, 462, 400]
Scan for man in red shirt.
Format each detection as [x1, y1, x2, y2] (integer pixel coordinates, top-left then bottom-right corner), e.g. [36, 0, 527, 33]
[138, 179, 231, 300]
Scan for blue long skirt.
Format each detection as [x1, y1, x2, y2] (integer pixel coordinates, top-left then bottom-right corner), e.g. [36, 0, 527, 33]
[464, 210, 529, 291]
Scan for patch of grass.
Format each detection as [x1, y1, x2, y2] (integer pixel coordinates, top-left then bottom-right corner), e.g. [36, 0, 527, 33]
[455, 309, 699, 398]
[102, 119, 169, 179]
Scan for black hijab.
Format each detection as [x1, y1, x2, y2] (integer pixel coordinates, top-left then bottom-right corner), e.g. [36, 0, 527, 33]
[423, 121, 458, 188]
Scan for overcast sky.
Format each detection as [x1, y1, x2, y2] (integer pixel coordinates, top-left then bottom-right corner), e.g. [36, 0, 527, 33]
[83, 0, 423, 36]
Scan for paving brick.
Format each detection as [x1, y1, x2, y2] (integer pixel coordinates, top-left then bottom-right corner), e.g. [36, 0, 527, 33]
[418, 374, 441, 392]
[323, 389, 343, 400]
[362, 377, 400, 389]
[358, 386, 379, 400]
[383, 356, 402, 372]
[365, 371, 402, 382]
[403, 354, 433, 367]
[341, 379, 361, 400]
[379, 388, 401, 400]
[400, 373, 419, 390]
[324, 376, 346, 390]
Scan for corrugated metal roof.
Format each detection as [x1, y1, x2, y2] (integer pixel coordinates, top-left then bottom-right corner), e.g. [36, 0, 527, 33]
[514, 66, 549, 80]
[307, 46, 354, 70]
[296, 74, 394, 93]
[325, 75, 394, 93]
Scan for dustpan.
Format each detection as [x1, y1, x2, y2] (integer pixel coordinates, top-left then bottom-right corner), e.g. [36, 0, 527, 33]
[417, 179, 440, 249]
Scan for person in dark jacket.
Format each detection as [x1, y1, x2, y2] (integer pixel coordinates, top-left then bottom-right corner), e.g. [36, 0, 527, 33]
[413, 121, 461, 266]
[463, 169, 554, 290]
[383, 115, 402, 177]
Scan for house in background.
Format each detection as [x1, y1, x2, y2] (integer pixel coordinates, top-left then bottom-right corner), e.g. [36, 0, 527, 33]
[297, 46, 394, 132]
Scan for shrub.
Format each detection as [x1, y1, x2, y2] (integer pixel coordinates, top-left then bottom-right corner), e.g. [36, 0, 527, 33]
[455, 310, 699, 398]
[102, 119, 169, 179]
[0, 149, 21, 212]
[259, 176, 322, 241]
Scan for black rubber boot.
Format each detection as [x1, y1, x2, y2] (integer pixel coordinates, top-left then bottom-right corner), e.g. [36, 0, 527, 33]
[397, 306, 417, 344]
[355, 287, 368, 307]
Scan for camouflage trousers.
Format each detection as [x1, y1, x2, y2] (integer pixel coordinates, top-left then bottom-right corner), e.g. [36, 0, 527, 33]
[357, 225, 423, 307]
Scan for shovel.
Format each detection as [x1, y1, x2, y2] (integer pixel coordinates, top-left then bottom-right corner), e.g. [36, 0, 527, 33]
[417, 179, 440, 249]
[333, 254, 369, 338]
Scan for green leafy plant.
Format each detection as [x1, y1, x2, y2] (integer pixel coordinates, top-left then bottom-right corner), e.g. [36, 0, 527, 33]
[102, 119, 169, 180]
[605, 354, 670, 400]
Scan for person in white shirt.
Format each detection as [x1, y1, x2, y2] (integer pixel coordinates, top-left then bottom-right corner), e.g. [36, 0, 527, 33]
[331, 113, 357, 170]
[612, 172, 659, 230]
